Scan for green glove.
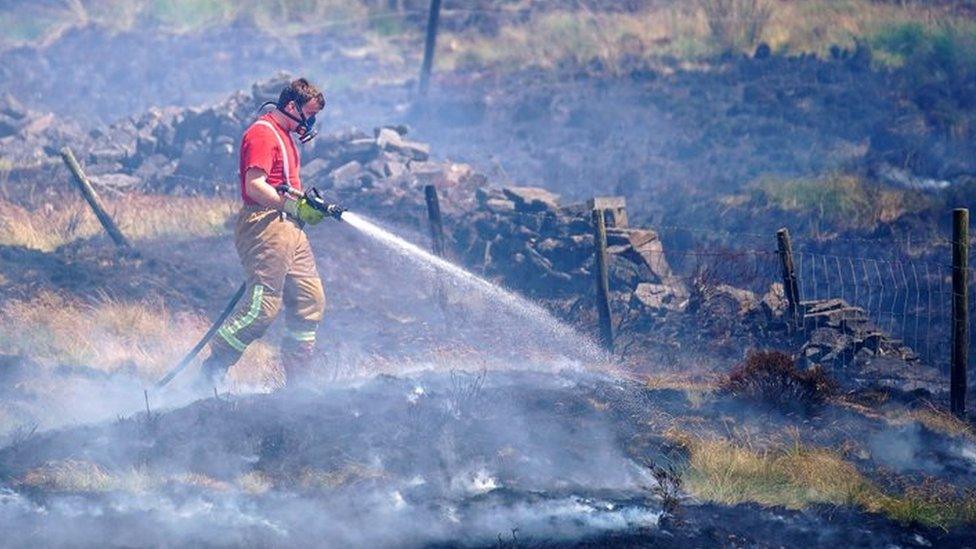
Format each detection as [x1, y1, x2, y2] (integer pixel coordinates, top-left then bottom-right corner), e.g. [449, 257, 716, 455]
[283, 196, 325, 225]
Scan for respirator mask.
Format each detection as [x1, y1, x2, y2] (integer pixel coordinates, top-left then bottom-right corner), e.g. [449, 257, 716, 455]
[260, 100, 318, 143]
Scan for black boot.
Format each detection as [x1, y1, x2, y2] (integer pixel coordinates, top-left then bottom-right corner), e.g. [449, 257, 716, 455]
[196, 345, 241, 392]
[280, 338, 315, 391]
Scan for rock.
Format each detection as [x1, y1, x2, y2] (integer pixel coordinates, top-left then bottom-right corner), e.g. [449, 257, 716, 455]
[136, 134, 158, 157]
[442, 163, 473, 187]
[374, 124, 409, 137]
[633, 282, 680, 311]
[343, 138, 379, 160]
[408, 160, 445, 182]
[502, 186, 560, 213]
[175, 140, 211, 175]
[761, 282, 786, 319]
[0, 92, 27, 119]
[302, 158, 330, 180]
[330, 160, 363, 182]
[697, 284, 759, 317]
[22, 113, 55, 135]
[375, 127, 403, 150]
[607, 228, 677, 286]
[90, 173, 142, 190]
[477, 186, 507, 206]
[0, 114, 20, 138]
[384, 160, 407, 179]
[392, 139, 430, 161]
[484, 198, 516, 213]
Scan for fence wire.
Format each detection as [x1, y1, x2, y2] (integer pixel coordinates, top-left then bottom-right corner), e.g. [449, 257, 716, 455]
[653, 225, 959, 372]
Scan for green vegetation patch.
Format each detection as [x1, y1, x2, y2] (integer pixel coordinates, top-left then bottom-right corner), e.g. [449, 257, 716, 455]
[750, 173, 929, 235]
[669, 430, 976, 530]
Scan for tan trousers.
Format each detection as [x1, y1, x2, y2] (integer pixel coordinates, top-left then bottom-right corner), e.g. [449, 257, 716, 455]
[210, 206, 325, 378]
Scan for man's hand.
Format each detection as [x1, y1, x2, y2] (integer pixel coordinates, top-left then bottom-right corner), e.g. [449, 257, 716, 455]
[283, 196, 326, 225]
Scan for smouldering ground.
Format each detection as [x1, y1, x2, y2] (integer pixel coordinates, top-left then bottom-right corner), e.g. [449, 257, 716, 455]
[1, 369, 975, 546]
[1, 196, 975, 545]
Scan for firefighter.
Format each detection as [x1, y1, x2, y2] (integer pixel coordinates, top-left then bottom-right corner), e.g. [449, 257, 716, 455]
[199, 78, 328, 389]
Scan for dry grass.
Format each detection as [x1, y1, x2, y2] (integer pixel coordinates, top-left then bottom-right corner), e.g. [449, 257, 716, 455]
[237, 471, 274, 494]
[751, 173, 929, 236]
[0, 0, 371, 44]
[0, 291, 276, 383]
[20, 461, 246, 494]
[884, 403, 976, 444]
[0, 195, 235, 252]
[299, 463, 386, 489]
[19, 460, 158, 493]
[643, 372, 721, 392]
[0, 0, 969, 73]
[669, 429, 976, 529]
[437, 1, 969, 74]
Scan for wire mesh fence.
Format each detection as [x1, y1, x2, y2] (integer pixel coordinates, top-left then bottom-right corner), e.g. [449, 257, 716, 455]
[653, 224, 960, 372]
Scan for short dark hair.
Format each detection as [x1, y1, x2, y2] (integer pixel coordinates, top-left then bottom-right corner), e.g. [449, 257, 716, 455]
[276, 78, 324, 110]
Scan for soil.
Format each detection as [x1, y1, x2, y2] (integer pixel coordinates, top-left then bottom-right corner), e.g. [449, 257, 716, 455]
[1, 370, 973, 547]
[2, 13, 976, 548]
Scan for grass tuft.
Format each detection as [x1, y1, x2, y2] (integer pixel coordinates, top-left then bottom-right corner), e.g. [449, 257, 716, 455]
[0, 195, 235, 252]
[751, 173, 928, 236]
[670, 430, 976, 530]
[19, 460, 158, 493]
[0, 291, 276, 384]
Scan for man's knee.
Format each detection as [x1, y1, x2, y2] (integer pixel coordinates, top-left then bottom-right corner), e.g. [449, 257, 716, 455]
[216, 283, 284, 352]
[292, 276, 325, 323]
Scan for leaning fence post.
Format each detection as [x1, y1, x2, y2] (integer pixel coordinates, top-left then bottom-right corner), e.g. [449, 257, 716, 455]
[425, 184, 449, 313]
[418, 0, 442, 96]
[951, 208, 969, 418]
[60, 146, 131, 249]
[424, 185, 445, 257]
[592, 208, 614, 352]
[776, 228, 801, 330]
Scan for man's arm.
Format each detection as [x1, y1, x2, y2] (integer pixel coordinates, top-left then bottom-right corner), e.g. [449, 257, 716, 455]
[243, 167, 287, 210]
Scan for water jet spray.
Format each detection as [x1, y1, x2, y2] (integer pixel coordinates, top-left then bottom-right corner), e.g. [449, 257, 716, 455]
[156, 187, 602, 390]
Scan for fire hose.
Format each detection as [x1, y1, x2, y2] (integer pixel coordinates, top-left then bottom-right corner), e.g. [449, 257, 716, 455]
[155, 185, 344, 388]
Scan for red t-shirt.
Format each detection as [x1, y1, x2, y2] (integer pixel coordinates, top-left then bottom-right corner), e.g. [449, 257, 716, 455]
[239, 113, 301, 205]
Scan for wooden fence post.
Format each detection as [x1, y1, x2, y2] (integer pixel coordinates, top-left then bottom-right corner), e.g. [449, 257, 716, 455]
[60, 146, 131, 249]
[592, 208, 614, 352]
[424, 184, 445, 257]
[951, 208, 969, 418]
[776, 228, 801, 330]
[418, 0, 442, 97]
[425, 184, 449, 313]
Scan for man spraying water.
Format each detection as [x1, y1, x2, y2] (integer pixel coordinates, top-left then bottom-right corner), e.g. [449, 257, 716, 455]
[197, 78, 342, 389]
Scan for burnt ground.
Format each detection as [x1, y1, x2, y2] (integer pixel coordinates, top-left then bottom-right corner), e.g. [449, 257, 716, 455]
[2, 223, 976, 545]
[1, 370, 974, 547]
[2, 13, 976, 548]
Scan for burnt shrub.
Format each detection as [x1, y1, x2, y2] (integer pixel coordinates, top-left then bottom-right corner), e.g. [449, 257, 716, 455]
[723, 350, 836, 410]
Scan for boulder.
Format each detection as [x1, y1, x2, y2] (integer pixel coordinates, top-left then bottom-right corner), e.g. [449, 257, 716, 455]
[484, 198, 516, 213]
[302, 158, 330, 180]
[408, 160, 445, 182]
[384, 160, 407, 179]
[761, 282, 786, 319]
[330, 160, 363, 182]
[502, 186, 560, 213]
[633, 282, 681, 312]
[375, 127, 403, 150]
[696, 284, 759, 318]
[392, 139, 430, 161]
